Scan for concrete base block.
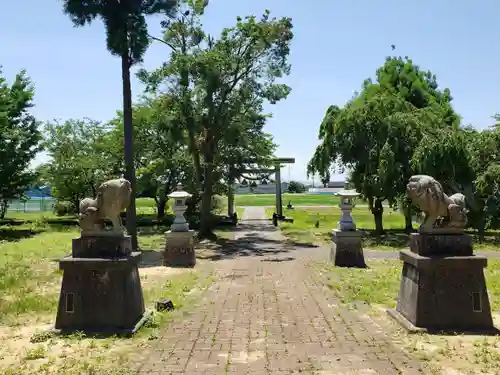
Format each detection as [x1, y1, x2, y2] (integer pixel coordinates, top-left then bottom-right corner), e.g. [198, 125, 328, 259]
[55, 252, 147, 335]
[164, 230, 196, 267]
[331, 229, 366, 268]
[390, 247, 495, 332]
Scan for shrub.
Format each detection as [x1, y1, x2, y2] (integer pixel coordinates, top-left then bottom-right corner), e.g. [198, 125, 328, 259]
[211, 194, 224, 213]
[288, 180, 306, 193]
[53, 200, 76, 216]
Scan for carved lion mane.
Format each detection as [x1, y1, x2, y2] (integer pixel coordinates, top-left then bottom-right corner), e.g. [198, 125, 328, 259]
[407, 175, 467, 232]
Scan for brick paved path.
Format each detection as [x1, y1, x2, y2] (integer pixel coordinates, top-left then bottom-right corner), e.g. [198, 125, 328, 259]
[133, 207, 426, 374]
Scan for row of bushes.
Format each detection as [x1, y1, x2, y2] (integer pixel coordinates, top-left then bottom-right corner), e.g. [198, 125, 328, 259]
[52, 194, 226, 217]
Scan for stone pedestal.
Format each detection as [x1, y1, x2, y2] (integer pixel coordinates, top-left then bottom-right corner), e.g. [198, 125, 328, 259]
[72, 232, 132, 258]
[388, 233, 494, 332]
[331, 230, 366, 268]
[54, 234, 149, 335]
[409, 232, 473, 256]
[164, 230, 196, 267]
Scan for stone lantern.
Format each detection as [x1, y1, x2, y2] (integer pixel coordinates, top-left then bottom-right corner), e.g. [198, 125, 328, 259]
[336, 190, 360, 231]
[169, 183, 192, 232]
[331, 189, 366, 268]
[164, 183, 196, 267]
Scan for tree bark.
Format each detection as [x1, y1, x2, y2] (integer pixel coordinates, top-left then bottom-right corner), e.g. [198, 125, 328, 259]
[198, 161, 215, 239]
[179, 64, 203, 192]
[157, 197, 167, 219]
[0, 200, 7, 219]
[371, 198, 384, 235]
[71, 194, 81, 214]
[198, 131, 216, 240]
[121, 54, 138, 250]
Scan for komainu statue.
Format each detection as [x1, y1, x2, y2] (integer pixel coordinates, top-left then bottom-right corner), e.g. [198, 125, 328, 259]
[78, 178, 132, 234]
[407, 175, 468, 233]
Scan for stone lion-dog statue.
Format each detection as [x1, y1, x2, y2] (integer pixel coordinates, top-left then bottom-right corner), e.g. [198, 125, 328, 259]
[78, 178, 132, 234]
[407, 175, 468, 233]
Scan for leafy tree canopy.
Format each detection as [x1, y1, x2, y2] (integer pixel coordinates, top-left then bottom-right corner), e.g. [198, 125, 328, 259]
[0, 67, 42, 218]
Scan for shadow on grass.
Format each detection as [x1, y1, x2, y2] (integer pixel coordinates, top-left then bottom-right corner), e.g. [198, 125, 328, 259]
[0, 227, 42, 242]
[314, 228, 500, 250]
[261, 257, 295, 262]
[421, 327, 500, 336]
[315, 228, 410, 249]
[0, 222, 79, 243]
[362, 230, 410, 249]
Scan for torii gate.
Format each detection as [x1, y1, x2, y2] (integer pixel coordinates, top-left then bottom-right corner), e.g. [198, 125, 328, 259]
[227, 157, 295, 219]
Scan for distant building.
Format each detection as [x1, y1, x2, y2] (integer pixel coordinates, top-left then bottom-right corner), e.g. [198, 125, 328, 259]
[308, 180, 346, 194]
[234, 182, 289, 194]
[326, 181, 345, 189]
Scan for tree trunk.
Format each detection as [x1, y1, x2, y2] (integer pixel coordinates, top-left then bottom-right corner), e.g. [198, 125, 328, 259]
[180, 66, 203, 191]
[227, 185, 234, 217]
[72, 195, 80, 214]
[198, 162, 215, 239]
[198, 132, 216, 240]
[404, 205, 413, 233]
[121, 54, 138, 250]
[371, 198, 384, 235]
[157, 197, 167, 219]
[0, 200, 7, 219]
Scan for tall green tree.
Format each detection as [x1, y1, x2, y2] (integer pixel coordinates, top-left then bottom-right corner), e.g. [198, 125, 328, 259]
[106, 99, 196, 218]
[308, 56, 459, 234]
[320, 171, 330, 187]
[0, 68, 42, 219]
[61, 0, 180, 249]
[142, 8, 293, 238]
[190, 11, 293, 238]
[42, 119, 116, 211]
[142, 0, 208, 192]
[413, 124, 500, 237]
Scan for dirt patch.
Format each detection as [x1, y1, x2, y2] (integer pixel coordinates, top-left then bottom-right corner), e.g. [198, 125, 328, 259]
[363, 306, 500, 374]
[0, 263, 203, 374]
[139, 266, 193, 287]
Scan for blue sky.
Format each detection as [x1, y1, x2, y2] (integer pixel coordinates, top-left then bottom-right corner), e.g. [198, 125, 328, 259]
[1, 0, 499, 183]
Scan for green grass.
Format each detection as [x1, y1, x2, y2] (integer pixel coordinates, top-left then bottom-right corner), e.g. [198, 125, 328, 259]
[318, 260, 401, 306]
[267, 206, 412, 249]
[269, 207, 500, 250]
[235, 206, 246, 219]
[0, 224, 213, 374]
[235, 193, 344, 206]
[0, 226, 76, 322]
[135, 197, 156, 208]
[0, 224, 209, 323]
[316, 260, 500, 374]
[137, 194, 344, 208]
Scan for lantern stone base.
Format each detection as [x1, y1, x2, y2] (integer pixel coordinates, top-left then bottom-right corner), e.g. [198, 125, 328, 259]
[388, 235, 495, 333]
[331, 229, 366, 268]
[54, 252, 148, 335]
[164, 230, 196, 268]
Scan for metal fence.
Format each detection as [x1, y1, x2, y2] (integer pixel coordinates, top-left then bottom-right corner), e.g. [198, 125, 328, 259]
[7, 198, 56, 212]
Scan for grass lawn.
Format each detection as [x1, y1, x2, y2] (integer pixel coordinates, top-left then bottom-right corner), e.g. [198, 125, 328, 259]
[316, 260, 500, 374]
[235, 206, 246, 219]
[234, 193, 344, 207]
[0, 224, 214, 374]
[268, 207, 500, 251]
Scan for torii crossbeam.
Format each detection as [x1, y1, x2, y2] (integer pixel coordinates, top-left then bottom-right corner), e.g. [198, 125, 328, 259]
[228, 157, 295, 220]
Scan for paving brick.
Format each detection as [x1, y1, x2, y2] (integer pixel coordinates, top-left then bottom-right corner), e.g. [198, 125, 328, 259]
[132, 207, 430, 374]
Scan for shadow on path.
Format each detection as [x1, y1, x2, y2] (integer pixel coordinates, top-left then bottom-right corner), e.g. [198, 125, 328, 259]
[199, 217, 318, 261]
